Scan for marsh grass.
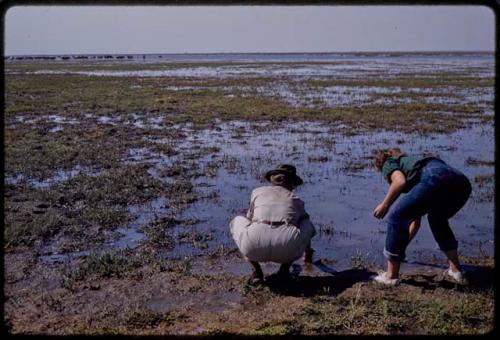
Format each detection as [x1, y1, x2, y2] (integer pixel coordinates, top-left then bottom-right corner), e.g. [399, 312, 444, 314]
[466, 158, 495, 166]
[6, 247, 495, 335]
[5, 69, 491, 135]
[304, 76, 494, 89]
[124, 308, 179, 329]
[473, 174, 495, 203]
[250, 283, 493, 335]
[4, 165, 166, 249]
[350, 250, 371, 269]
[139, 220, 174, 249]
[70, 250, 142, 281]
[4, 59, 494, 335]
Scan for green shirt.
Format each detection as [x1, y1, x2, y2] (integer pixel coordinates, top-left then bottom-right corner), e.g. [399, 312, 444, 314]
[381, 155, 437, 192]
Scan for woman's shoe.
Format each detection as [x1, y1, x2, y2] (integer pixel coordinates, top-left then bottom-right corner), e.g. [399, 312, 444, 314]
[444, 268, 468, 285]
[247, 271, 264, 286]
[372, 271, 399, 286]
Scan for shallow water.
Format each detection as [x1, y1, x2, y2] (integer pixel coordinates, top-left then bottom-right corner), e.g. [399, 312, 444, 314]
[36, 118, 494, 268]
[255, 84, 493, 108]
[17, 53, 493, 270]
[11, 53, 493, 80]
[68, 119, 491, 272]
[26, 59, 493, 79]
[7, 54, 493, 114]
[5, 165, 101, 188]
[189, 123, 493, 268]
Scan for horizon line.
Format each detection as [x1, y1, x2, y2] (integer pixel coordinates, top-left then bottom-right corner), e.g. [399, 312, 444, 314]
[4, 50, 495, 57]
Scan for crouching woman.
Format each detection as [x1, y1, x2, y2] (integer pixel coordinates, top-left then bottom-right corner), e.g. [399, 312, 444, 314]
[372, 148, 472, 285]
[229, 164, 316, 285]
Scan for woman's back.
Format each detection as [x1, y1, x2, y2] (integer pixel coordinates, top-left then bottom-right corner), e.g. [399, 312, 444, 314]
[249, 186, 306, 225]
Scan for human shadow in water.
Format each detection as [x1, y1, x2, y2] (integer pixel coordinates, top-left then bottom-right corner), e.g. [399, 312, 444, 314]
[265, 260, 376, 297]
[400, 263, 494, 292]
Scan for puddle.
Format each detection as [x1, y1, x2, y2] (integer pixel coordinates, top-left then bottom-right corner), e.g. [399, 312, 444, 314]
[38, 197, 172, 262]
[44, 114, 79, 124]
[6, 165, 102, 188]
[49, 126, 64, 133]
[108, 197, 170, 250]
[126, 113, 164, 129]
[39, 250, 92, 264]
[95, 113, 165, 129]
[11, 114, 80, 127]
[97, 115, 120, 125]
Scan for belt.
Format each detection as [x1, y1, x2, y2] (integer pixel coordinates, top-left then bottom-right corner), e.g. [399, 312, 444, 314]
[252, 220, 288, 226]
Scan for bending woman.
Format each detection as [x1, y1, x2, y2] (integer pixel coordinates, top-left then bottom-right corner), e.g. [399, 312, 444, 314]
[372, 148, 471, 285]
[229, 164, 316, 285]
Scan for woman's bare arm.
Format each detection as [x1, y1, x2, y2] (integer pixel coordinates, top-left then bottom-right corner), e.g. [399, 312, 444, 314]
[373, 170, 406, 219]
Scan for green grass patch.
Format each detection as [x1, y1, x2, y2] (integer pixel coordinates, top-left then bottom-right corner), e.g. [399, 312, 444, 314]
[70, 251, 142, 280]
[4, 165, 166, 249]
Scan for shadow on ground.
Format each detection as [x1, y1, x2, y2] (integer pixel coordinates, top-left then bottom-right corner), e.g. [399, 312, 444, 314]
[264, 267, 377, 297]
[400, 264, 494, 292]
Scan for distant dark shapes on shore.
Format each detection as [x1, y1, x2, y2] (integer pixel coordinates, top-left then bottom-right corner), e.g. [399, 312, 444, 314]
[4, 51, 494, 63]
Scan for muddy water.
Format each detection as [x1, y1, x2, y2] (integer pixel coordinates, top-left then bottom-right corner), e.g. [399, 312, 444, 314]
[36, 119, 494, 270]
[155, 121, 493, 271]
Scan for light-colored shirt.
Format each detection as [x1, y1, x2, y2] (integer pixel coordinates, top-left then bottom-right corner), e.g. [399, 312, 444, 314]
[229, 185, 316, 263]
[246, 185, 307, 225]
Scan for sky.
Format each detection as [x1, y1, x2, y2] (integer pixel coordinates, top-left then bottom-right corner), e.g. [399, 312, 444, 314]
[4, 5, 495, 55]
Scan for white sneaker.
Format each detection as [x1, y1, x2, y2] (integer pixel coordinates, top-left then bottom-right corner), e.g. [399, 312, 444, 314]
[444, 268, 468, 285]
[372, 271, 399, 286]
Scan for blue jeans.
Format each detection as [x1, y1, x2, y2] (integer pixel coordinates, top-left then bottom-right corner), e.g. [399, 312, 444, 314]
[383, 159, 472, 262]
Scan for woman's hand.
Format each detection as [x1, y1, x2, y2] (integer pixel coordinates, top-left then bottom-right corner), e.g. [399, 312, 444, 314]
[373, 203, 390, 219]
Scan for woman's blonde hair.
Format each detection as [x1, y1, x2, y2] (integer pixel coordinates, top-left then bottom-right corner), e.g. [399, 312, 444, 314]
[374, 148, 405, 171]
